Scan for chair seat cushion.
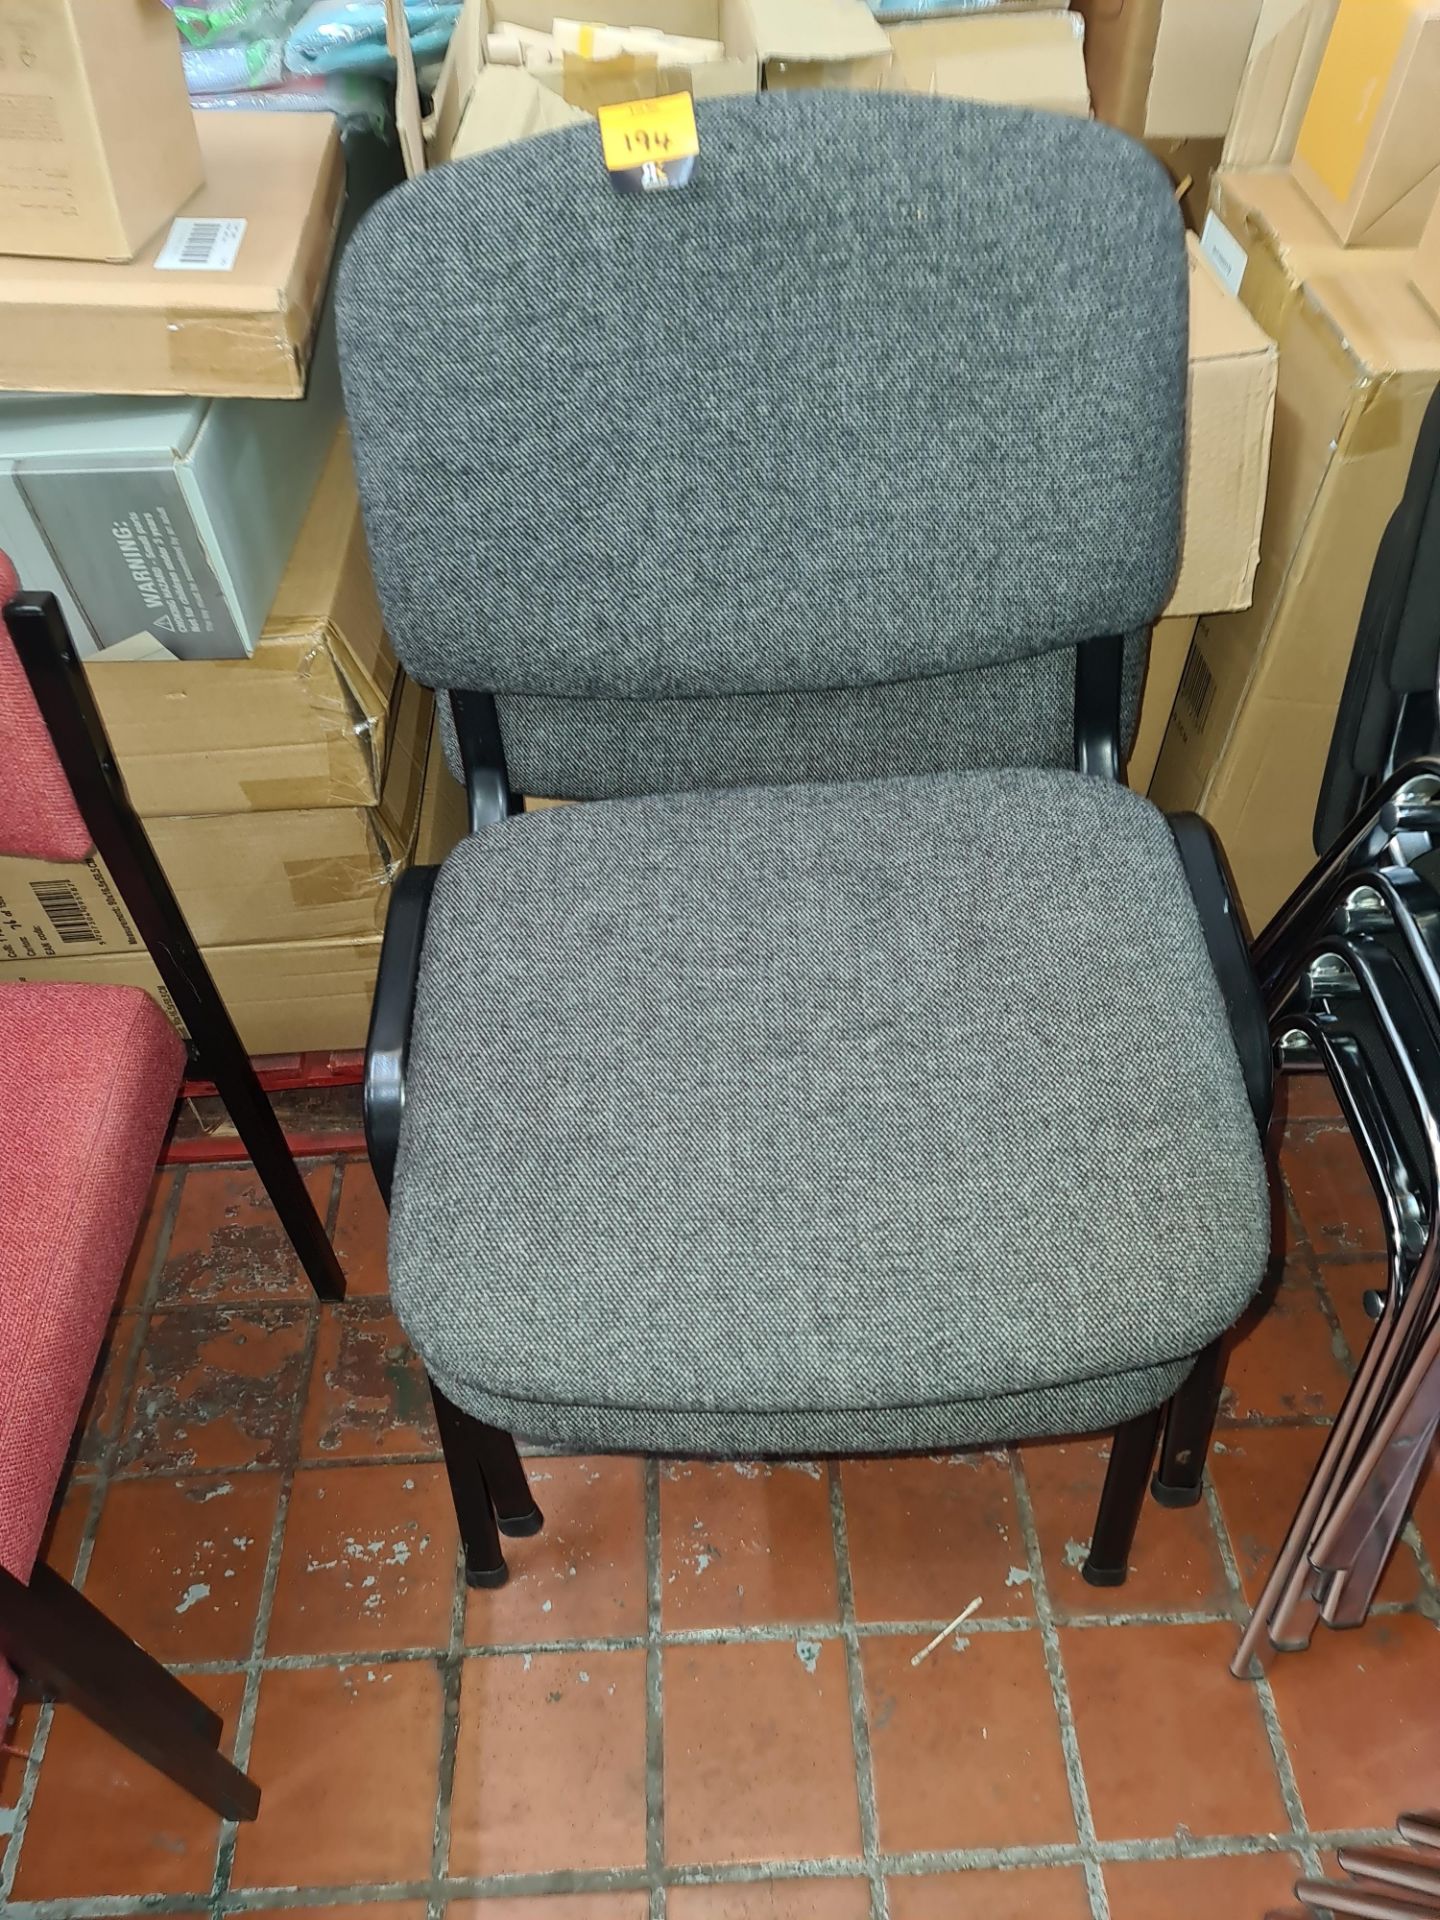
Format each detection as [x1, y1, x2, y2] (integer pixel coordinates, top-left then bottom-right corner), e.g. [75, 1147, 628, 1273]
[0, 984, 184, 1580]
[390, 769, 1271, 1453]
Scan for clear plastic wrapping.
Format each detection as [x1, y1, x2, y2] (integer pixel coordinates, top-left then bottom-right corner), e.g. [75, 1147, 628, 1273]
[192, 71, 392, 132]
[284, 2, 462, 77]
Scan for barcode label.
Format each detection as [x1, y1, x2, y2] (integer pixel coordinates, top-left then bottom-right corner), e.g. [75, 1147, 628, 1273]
[155, 216, 247, 273]
[31, 878, 101, 947]
[1177, 643, 1216, 732]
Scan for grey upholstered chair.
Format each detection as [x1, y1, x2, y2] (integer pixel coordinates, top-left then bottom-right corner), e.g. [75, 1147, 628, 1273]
[336, 91, 1275, 1591]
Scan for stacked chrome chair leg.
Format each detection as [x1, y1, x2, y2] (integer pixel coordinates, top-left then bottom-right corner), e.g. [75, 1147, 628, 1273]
[1232, 764, 1440, 1673]
[1296, 1813, 1440, 1917]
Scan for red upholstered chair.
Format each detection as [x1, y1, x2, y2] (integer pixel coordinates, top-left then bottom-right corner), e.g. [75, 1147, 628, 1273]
[0, 560, 345, 1815]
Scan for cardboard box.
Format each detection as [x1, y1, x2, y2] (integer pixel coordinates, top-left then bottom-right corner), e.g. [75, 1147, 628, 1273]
[1222, 0, 1337, 170]
[414, 716, 471, 865]
[0, 933, 382, 1056]
[0, 0, 203, 263]
[86, 433, 402, 819]
[1150, 257, 1440, 928]
[765, 3, 1089, 111]
[867, 9, 1090, 117]
[1202, 168, 1412, 340]
[0, 325, 341, 661]
[0, 708, 463, 1054]
[1129, 614, 1198, 791]
[1417, 188, 1440, 320]
[407, 0, 888, 166]
[1292, 0, 1440, 245]
[1171, 234, 1277, 618]
[1075, 0, 1264, 139]
[0, 113, 344, 399]
[0, 676, 434, 960]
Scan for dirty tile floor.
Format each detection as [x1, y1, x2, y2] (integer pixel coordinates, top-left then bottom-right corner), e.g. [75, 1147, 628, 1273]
[4, 1075, 1440, 1919]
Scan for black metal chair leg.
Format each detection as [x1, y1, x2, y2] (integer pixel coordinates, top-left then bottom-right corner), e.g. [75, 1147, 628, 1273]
[430, 1381, 509, 1588]
[0, 1563, 259, 1820]
[474, 1423, 545, 1538]
[7, 590, 345, 1304]
[1152, 1338, 1227, 1508]
[1082, 1404, 1164, 1588]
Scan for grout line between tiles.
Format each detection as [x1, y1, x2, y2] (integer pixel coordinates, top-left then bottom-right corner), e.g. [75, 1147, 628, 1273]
[1008, 1448, 1108, 1920]
[427, 1535, 470, 1920]
[1201, 1476, 1314, 1866]
[153, 1588, 1371, 1684]
[9, 1820, 1404, 1920]
[644, 1458, 666, 1920]
[827, 1463, 887, 1920]
[209, 1284, 324, 1910]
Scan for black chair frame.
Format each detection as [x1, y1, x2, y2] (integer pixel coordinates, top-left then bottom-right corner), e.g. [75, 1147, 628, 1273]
[363, 634, 1274, 1590]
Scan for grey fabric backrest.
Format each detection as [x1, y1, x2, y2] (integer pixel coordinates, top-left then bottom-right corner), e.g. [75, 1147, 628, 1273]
[338, 91, 1188, 728]
[435, 634, 1151, 801]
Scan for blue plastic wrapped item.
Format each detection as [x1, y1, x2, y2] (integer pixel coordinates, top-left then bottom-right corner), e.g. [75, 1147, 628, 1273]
[192, 71, 391, 134]
[182, 37, 287, 90]
[164, 1, 303, 47]
[285, 2, 461, 77]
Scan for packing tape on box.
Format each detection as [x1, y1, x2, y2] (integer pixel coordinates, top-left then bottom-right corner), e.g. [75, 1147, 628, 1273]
[237, 737, 379, 811]
[282, 850, 393, 907]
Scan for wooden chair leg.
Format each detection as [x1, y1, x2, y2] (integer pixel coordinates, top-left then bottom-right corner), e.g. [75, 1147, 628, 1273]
[1083, 1405, 1164, 1588]
[0, 1562, 259, 1820]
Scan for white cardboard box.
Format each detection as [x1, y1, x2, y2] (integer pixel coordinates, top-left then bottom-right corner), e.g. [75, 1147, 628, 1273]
[1170, 234, 1278, 617]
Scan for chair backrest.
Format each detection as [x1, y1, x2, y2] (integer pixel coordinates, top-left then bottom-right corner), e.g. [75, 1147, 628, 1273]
[1314, 384, 1440, 854]
[0, 552, 91, 862]
[338, 91, 1188, 799]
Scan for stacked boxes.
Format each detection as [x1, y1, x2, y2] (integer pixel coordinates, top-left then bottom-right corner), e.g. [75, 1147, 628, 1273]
[0, 435, 444, 1054]
[1147, 3, 1440, 926]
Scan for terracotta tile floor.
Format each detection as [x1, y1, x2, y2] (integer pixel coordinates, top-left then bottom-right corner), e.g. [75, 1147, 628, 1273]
[5, 1078, 1440, 1918]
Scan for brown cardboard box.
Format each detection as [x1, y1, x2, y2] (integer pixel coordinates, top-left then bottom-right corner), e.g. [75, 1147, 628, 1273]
[868, 9, 1089, 116]
[1292, 0, 1440, 245]
[1129, 615, 1198, 791]
[1203, 168, 1411, 340]
[414, 719, 470, 865]
[1171, 235, 1277, 618]
[0, 113, 343, 399]
[1076, 0, 1265, 139]
[0, 724, 467, 1055]
[0, 0, 203, 263]
[1222, 0, 1336, 169]
[0, 934, 382, 1056]
[1412, 158, 1440, 321]
[405, 0, 887, 167]
[1150, 261, 1440, 928]
[0, 676, 433, 961]
[766, 3, 1089, 110]
[86, 433, 402, 820]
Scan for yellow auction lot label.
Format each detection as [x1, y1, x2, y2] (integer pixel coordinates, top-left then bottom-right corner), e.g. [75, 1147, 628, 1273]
[598, 92, 699, 177]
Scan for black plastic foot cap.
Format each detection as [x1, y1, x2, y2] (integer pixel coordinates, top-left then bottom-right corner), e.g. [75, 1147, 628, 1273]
[1150, 1473, 1205, 1509]
[1081, 1558, 1128, 1589]
[464, 1560, 509, 1589]
[497, 1505, 545, 1539]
